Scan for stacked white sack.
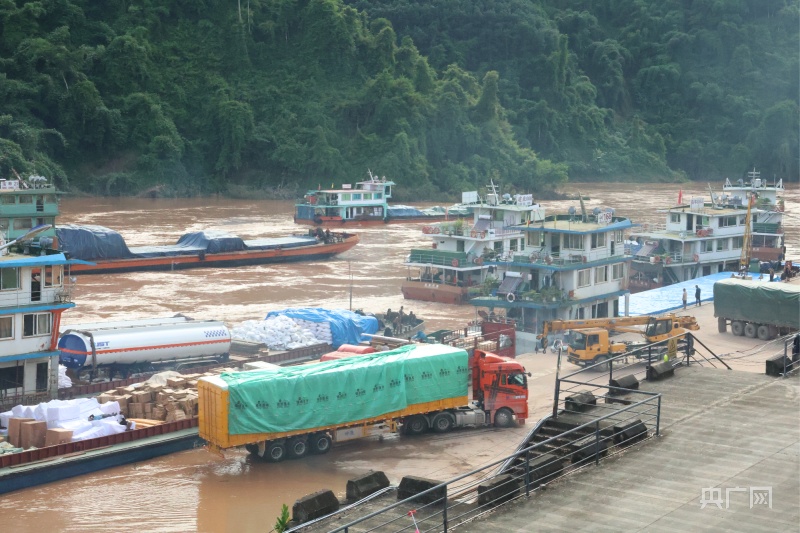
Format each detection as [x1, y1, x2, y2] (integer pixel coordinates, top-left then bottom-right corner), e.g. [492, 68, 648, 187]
[0, 397, 126, 448]
[230, 315, 323, 351]
[58, 364, 72, 389]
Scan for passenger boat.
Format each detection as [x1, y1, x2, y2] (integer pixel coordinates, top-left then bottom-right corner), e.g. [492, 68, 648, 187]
[293, 170, 469, 227]
[628, 170, 787, 292]
[58, 225, 359, 275]
[401, 182, 545, 305]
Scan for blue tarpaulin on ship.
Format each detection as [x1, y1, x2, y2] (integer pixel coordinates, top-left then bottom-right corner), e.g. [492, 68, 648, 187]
[265, 308, 379, 348]
[387, 205, 426, 217]
[620, 272, 782, 316]
[176, 231, 246, 253]
[57, 224, 135, 260]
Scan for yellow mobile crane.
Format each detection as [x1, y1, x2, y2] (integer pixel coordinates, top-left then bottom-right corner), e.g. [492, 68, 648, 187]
[538, 315, 700, 369]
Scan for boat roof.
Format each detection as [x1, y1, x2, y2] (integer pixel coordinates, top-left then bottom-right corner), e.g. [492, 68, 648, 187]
[0, 252, 93, 268]
[518, 215, 632, 234]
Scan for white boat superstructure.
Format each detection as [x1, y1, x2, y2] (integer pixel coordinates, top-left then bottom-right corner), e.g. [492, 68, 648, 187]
[628, 170, 786, 291]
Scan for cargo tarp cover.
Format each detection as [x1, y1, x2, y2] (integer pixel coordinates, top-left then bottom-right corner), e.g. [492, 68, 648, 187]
[176, 231, 246, 253]
[57, 224, 135, 260]
[265, 308, 379, 348]
[222, 344, 469, 435]
[713, 278, 800, 329]
[387, 205, 426, 218]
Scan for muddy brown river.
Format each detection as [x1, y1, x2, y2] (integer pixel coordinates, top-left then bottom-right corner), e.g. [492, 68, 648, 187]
[1, 182, 797, 532]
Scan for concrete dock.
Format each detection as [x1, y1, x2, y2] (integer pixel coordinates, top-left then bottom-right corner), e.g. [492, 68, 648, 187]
[459, 365, 799, 533]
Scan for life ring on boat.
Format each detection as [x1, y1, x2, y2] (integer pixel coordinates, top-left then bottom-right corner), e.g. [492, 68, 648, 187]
[506, 292, 516, 303]
[432, 226, 440, 234]
[471, 230, 477, 238]
[692, 253, 699, 262]
[313, 216, 323, 225]
[480, 231, 486, 239]
[422, 226, 432, 234]
[451, 259, 459, 267]
[474, 257, 484, 265]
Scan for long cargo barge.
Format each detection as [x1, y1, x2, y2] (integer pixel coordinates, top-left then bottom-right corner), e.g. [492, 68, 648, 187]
[59, 226, 359, 275]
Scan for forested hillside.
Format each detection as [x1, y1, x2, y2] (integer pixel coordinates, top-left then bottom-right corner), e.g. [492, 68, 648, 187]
[0, 0, 796, 197]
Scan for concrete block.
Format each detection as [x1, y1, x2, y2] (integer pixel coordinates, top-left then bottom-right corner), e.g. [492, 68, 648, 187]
[571, 435, 608, 465]
[609, 374, 639, 395]
[292, 489, 339, 523]
[346, 471, 390, 500]
[612, 419, 648, 446]
[525, 453, 564, 488]
[766, 354, 793, 376]
[397, 476, 446, 504]
[646, 360, 674, 381]
[477, 474, 520, 506]
[564, 391, 596, 412]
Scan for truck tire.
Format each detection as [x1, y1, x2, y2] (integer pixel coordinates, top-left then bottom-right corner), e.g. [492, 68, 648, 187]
[731, 321, 745, 336]
[405, 415, 428, 435]
[744, 323, 757, 338]
[717, 317, 727, 333]
[757, 325, 774, 341]
[286, 437, 308, 459]
[494, 408, 515, 428]
[592, 355, 611, 372]
[431, 413, 455, 433]
[263, 441, 286, 463]
[309, 433, 332, 454]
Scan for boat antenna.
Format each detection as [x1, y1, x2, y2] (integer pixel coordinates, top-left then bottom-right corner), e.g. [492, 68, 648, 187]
[707, 184, 717, 208]
[578, 192, 587, 222]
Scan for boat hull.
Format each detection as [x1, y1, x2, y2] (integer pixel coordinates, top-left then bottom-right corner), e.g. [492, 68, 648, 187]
[401, 280, 470, 305]
[69, 234, 359, 274]
[0, 420, 201, 495]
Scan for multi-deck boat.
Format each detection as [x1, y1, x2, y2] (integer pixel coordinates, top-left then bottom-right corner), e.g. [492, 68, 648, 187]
[293, 170, 468, 227]
[628, 170, 786, 292]
[401, 183, 545, 304]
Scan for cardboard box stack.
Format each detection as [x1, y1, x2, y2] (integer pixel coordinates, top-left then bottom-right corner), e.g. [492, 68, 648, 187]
[95, 371, 205, 423]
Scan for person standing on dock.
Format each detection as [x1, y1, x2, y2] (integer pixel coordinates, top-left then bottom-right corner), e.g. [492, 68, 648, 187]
[695, 285, 701, 306]
[682, 288, 688, 310]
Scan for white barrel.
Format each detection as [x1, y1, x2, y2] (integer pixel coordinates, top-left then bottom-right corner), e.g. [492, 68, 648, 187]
[59, 319, 231, 369]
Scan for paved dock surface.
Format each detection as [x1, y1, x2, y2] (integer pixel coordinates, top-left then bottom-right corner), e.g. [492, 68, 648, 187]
[296, 365, 799, 533]
[459, 366, 800, 533]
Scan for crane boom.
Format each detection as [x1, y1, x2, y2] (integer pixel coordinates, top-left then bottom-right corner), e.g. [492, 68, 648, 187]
[539, 314, 699, 339]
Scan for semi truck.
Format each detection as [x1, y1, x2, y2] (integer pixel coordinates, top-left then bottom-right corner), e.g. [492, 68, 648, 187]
[538, 315, 699, 369]
[198, 343, 529, 462]
[715, 279, 800, 340]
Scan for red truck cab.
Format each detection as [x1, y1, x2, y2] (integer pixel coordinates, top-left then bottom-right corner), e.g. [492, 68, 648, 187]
[471, 349, 529, 426]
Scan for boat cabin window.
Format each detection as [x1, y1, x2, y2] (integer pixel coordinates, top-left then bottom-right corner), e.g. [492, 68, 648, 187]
[374, 193, 382, 200]
[43, 265, 62, 288]
[13, 218, 32, 230]
[1, 196, 15, 205]
[0, 268, 19, 291]
[23, 312, 51, 337]
[352, 193, 361, 200]
[0, 316, 12, 339]
[18, 195, 32, 204]
[670, 213, 681, 223]
[363, 193, 372, 200]
[0, 365, 23, 390]
[341, 193, 351, 201]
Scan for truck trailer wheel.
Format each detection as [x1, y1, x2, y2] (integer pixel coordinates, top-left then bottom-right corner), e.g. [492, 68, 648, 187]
[309, 433, 332, 454]
[405, 415, 428, 435]
[744, 323, 757, 338]
[286, 437, 308, 459]
[592, 355, 611, 372]
[717, 317, 727, 333]
[757, 325, 774, 341]
[431, 413, 455, 433]
[731, 321, 745, 336]
[494, 408, 515, 428]
[263, 441, 286, 462]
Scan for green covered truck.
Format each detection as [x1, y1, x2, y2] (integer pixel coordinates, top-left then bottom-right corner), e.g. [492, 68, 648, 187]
[714, 279, 800, 340]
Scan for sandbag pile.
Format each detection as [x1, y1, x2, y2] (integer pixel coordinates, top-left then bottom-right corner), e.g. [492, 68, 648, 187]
[230, 314, 323, 350]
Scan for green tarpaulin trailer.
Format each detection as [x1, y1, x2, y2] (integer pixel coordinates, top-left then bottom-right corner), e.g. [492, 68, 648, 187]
[714, 279, 800, 338]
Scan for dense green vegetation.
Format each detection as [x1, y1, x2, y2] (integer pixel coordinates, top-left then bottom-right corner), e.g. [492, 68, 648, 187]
[0, 0, 796, 197]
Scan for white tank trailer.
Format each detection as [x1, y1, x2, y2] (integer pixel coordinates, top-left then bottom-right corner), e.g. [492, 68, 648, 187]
[59, 316, 232, 372]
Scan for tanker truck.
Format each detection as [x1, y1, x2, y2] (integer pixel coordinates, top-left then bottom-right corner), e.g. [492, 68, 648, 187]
[198, 343, 529, 462]
[59, 316, 232, 377]
[715, 278, 800, 340]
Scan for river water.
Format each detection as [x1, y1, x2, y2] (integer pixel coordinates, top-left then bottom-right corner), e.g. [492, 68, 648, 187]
[1, 182, 797, 532]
